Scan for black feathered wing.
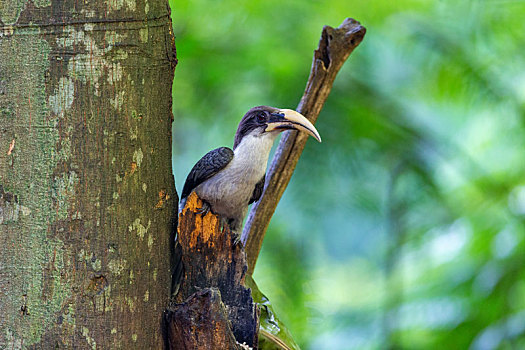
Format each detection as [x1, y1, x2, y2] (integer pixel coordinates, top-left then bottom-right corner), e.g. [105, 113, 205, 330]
[180, 147, 234, 202]
[249, 174, 265, 204]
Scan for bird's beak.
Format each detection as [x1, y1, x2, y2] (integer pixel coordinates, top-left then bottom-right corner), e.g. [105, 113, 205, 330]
[265, 109, 322, 142]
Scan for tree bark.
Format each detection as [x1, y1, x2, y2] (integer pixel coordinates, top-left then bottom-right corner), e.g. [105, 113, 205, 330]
[0, 1, 176, 348]
[166, 288, 244, 350]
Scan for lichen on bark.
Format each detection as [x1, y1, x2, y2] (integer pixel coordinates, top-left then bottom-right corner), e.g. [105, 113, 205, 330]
[0, 32, 62, 347]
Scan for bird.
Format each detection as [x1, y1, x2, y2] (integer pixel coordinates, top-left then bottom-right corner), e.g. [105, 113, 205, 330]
[178, 105, 321, 232]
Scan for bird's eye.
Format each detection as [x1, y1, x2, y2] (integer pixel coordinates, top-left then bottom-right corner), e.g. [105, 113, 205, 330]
[257, 113, 266, 123]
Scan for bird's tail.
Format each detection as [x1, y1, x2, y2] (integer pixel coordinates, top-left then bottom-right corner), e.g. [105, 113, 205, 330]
[171, 197, 184, 300]
[170, 237, 184, 298]
[178, 197, 187, 215]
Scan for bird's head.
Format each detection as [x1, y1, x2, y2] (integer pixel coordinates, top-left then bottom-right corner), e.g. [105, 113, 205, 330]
[233, 106, 322, 149]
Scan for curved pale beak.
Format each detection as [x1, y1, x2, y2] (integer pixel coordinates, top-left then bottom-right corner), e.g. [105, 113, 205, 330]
[265, 109, 322, 142]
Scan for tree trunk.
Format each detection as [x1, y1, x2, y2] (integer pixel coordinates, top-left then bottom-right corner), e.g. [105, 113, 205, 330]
[0, 1, 176, 348]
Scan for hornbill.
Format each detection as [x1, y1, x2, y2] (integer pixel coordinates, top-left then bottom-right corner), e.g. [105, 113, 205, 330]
[171, 105, 321, 297]
[178, 105, 321, 232]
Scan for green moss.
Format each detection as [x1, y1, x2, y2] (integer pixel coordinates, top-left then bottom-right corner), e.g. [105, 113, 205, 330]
[0, 0, 50, 24]
[48, 77, 75, 115]
[52, 171, 80, 220]
[0, 32, 74, 346]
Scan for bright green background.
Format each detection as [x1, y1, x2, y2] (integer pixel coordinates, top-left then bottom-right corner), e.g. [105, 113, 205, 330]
[169, 1, 525, 349]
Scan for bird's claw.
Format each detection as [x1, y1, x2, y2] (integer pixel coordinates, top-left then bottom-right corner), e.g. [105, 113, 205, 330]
[219, 217, 242, 246]
[232, 233, 242, 247]
[196, 202, 211, 215]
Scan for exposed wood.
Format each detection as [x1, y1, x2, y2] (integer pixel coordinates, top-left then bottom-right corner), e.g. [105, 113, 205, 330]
[168, 192, 259, 349]
[0, 1, 177, 348]
[241, 18, 366, 274]
[165, 288, 242, 350]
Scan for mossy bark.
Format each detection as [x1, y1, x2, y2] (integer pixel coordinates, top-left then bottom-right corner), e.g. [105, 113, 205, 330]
[0, 0, 177, 348]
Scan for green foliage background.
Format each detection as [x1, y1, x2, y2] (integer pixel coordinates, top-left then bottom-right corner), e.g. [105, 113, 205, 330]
[169, 1, 525, 349]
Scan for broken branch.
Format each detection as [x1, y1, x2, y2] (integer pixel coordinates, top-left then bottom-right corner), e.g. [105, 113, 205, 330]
[241, 18, 366, 274]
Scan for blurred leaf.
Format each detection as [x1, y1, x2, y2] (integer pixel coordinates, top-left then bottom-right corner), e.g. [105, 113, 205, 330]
[246, 275, 301, 350]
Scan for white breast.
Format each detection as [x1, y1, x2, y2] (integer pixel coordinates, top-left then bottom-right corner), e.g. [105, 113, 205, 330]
[195, 133, 277, 221]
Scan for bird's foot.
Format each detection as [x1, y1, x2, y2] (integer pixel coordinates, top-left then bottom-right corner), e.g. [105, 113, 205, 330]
[232, 232, 243, 247]
[196, 201, 211, 216]
[219, 217, 243, 246]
